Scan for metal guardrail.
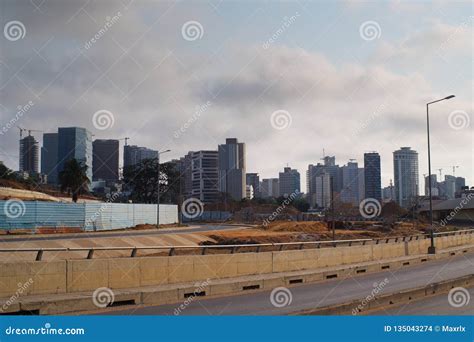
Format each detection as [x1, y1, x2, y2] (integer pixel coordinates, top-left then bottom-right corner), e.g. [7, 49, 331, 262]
[0, 229, 472, 261]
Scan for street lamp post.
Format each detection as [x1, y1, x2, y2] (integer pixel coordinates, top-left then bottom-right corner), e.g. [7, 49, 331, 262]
[156, 149, 171, 228]
[426, 95, 455, 254]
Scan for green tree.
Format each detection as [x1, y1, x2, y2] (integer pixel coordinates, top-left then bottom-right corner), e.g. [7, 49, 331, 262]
[58, 159, 90, 202]
[123, 159, 179, 204]
[0, 162, 15, 180]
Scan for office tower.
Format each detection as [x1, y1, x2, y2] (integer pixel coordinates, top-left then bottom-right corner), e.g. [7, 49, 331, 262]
[307, 157, 342, 208]
[246, 173, 260, 198]
[123, 145, 159, 168]
[279, 167, 301, 197]
[41, 133, 58, 184]
[57, 127, 93, 182]
[382, 182, 395, 203]
[443, 175, 456, 199]
[173, 153, 193, 200]
[341, 160, 360, 206]
[358, 167, 365, 202]
[315, 173, 331, 209]
[261, 178, 279, 198]
[455, 177, 466, 197]
[19, 134, 39, 174]
[393, 147, 419, 208]
[92, 139, 119, 182]
[307, 164, 324, 208]
[191, 150, 219, 203]
[246, 184, 254, 200]
[218, 138, 246, 200]
[363, 152, 381, 201]
[424, 174, 438, 197]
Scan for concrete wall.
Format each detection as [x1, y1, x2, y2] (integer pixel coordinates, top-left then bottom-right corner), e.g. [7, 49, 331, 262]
[1, 233, 473, 298]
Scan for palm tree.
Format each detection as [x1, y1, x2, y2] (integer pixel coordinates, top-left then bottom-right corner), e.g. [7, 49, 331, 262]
[58, 159, 90, 202]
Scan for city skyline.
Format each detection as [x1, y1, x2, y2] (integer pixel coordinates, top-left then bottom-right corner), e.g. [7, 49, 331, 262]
[6, 126, 471, 201]
[0, 1, 472, 190]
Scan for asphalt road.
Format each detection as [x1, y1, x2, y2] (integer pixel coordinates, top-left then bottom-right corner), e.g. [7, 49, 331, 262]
[92, 251, 474, 316]
[0, 224, 247, 243]
[369, 287, 474, 315]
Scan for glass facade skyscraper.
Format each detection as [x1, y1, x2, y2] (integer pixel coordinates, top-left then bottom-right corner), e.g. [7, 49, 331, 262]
[57, 127, 93, 182]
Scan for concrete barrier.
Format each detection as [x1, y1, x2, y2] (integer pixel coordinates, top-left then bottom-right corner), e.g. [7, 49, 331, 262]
[1, 234, 473, 298]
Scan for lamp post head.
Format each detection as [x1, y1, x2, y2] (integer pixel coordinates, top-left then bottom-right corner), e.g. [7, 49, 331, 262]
[444, 95, 455, 100]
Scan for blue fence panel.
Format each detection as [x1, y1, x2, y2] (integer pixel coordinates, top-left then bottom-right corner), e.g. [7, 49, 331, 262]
[0, 201, 178, 231]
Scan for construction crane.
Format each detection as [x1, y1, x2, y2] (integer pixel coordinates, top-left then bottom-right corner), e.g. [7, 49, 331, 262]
[16, 126, 25, 139]
[26, 129, 42, 136]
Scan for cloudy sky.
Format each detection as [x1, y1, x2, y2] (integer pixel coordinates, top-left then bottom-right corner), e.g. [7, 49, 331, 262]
[0, 0, 472, 191]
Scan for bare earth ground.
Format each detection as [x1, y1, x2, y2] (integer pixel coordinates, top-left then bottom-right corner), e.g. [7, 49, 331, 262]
[201, 221, 434, 245]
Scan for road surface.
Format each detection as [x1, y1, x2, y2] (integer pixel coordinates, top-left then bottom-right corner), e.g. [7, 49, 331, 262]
[368, 287, 474, 315]
[90, 251, 474, 316]
[0, 224, 248, 243]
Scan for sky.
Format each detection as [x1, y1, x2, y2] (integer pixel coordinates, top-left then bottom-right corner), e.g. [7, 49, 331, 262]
[0, 0, 472, 192]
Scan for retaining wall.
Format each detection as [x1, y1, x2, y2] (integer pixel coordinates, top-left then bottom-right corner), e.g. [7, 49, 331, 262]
[1, 232, 472, 298]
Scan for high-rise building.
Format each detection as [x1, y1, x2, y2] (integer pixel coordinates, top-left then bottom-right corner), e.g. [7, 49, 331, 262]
[306, 157, 342, 208]
[123, 145, 158, 168]
[455, 177, 466, 197]
[424, 174, 438, 197]
[341, 161, 360, 205]
[92, 139, 119, 182]
[364, 152, 381, 201]
[191, 150, 219, 203]
[218, 138, 246, 200]
[279, 167, 300, 197]
[246, 173, 260, 198]
[261, 178, 279, 198]
[315, 173, 331, 209]
[19, 135, 39, 174]
[173, 153, 193, 200]
[41, 133, 58, 184]
[57, 127, 93, 182]
[382, 182, 395, 203]
[246, 184, 254, 200]
[393, 147, 419, 208]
